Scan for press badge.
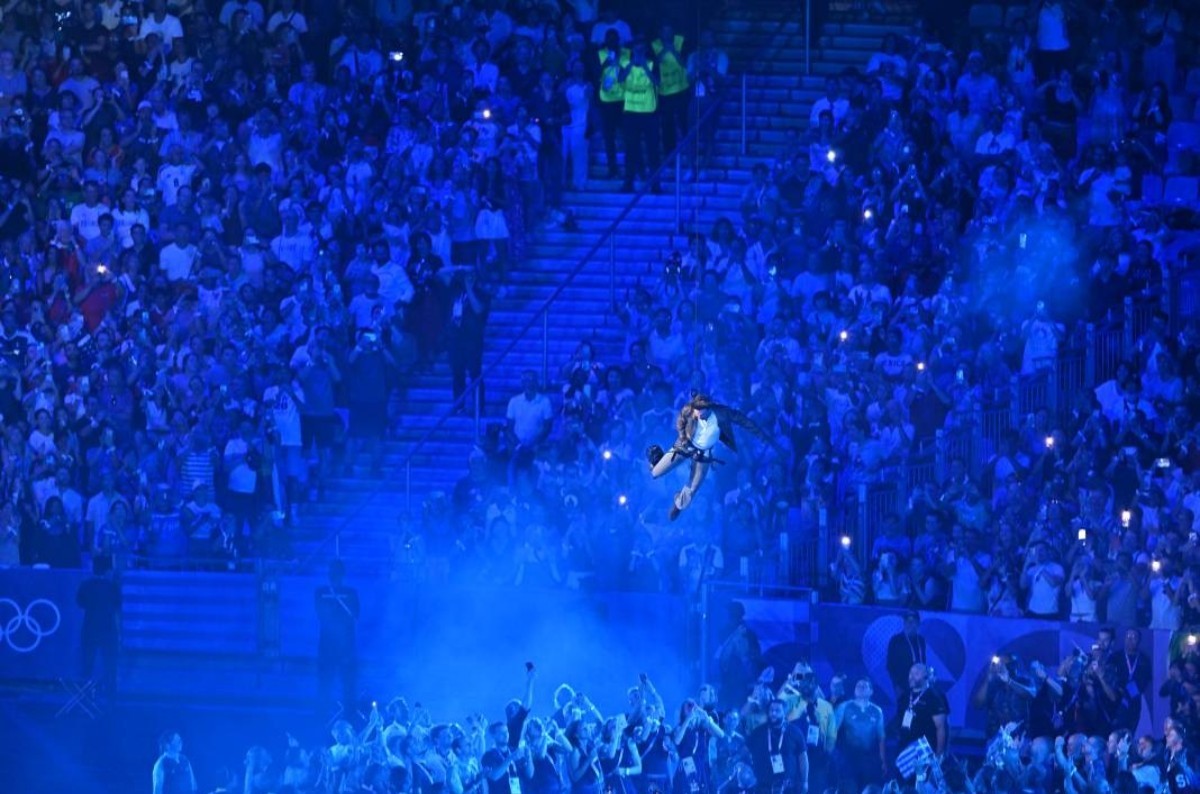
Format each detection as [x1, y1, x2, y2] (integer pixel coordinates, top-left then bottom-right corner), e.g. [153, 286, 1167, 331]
[770, 754, 785, 775]
[902, 710, 914, 730]
[1126, 681, 1139, 699]
[509, 776, 522, 794]
[681, 757, 697, 776]
[806, 725, 820, 746]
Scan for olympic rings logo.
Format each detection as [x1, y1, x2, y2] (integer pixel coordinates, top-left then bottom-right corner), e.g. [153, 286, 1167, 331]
[0, 598, 61, 653]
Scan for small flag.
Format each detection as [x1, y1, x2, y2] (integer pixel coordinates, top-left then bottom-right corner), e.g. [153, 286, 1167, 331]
[895, 737, 935, 780]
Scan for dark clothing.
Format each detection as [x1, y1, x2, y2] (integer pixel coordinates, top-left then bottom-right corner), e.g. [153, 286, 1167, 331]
[507, 705, 530, 751]
[885, 632, 927, 697]
[747, 721, 804, 794]
[622, 110, 660, 189]
[895, 687, 948, 755]
[482, 748, 522, 794]
[315, 583, 359, 707]
[1112, 650, 1151, 731]
[76, 574, 121, 691]
[158, 754, 195, 794]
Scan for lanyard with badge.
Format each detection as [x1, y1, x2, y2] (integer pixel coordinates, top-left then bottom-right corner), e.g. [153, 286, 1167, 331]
[902, 690, 925, 731]
[767, 727, 785, 776]
[680, 729, 701, 791]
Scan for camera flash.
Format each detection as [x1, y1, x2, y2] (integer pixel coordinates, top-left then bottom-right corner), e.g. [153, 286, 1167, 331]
[1077, 528, 1087, 541]
[602, 449, 613, 461]
[840, 535, 851, 548]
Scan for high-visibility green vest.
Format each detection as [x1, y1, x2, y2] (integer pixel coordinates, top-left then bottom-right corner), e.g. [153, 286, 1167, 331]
[597, 47, 629, 104]
[652, 35, 689, 97]
[623, 64, 657, 113]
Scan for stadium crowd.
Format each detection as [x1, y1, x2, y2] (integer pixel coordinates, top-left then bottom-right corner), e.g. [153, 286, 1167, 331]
[0, 0, 723, 572]
[408, 0, 1200, 637]
[0, 0, 1199, 644]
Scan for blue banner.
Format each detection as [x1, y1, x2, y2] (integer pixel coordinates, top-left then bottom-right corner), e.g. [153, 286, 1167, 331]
[0, 568, 88, 682]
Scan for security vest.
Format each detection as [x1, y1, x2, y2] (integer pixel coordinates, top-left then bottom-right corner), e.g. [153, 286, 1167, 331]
[597, 47, 629, 104]
[623, 62, 657, 113]
[652, 35, 689, 97]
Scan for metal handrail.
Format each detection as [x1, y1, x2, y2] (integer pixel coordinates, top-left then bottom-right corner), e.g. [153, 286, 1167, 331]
[293, 5, 815, 569]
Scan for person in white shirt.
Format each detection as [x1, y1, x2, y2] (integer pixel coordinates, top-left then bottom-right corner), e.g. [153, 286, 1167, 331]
[112, 189, 151, 249]
[1021, 542, 1064, 616]
[1033, 0, 1070, 81]
[370, 241, 414, 308]
[159, 223, 199, 281]
[139, 0, 184, 43]
[1020, 302, 1063, 375]
[266, 0, 306, 37]
[466, 39, 500, 94]
[98, 0, 125, 31]
[506, 370, 554, 448]
[219, 0, 265, 29]
[70, 182, 107, 241]
[589, 10, 632, 45]
[157, 146, 196, 207]
[808, 77, 849, 129]
[974, 112, 1016, 158]
[270, 209, 316, 272]
[646, 394, 771, 521]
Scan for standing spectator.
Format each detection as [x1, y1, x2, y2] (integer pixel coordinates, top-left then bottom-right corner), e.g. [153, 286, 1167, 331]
[315, 559, 359, 713]
[831, 679, 886, 794]
[619, 40, 660, 194]
[345, 329, 392, 476]
[562, 59, 591, 192]
[596, 30, 627, 180]
[445, 268, 489, 405]
[895, 663, 948, 757]
[295, 335, 341, 500]
[1032, 0, 1072, 82]
[886, 612, 928, 698]
[1022, 542, 1065, 618]
[506, 370, 553, 481]
[151, 731, 197, 794]
[652, 25, 689, 159]
[75, 555, 121, 695]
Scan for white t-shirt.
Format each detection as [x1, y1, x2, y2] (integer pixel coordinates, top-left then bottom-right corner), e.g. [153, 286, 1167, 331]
[1036, 2, 1069, 52]
[139, 13, 184, 42]
[506, 392, 553, 445]
[692, 412, 720, 451]
[157, 163, 196, 206]
[263, 385, 303, 447]
[372, 263, 415, 307]
[950, 552, 988, 613]
[1026, 562, 1063, 615]
[1150, 577, 1181, 631]
[270, 231, 316, 271]
[70, 202, 105, 241]
[159, 242, 199, 281]
[1021, 319, 1060, 374]
[267, 9, 307, 34]
[112, 207, 149, 248]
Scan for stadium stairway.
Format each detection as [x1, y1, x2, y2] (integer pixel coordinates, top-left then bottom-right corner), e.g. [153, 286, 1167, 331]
[287, 4, 917, 575]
